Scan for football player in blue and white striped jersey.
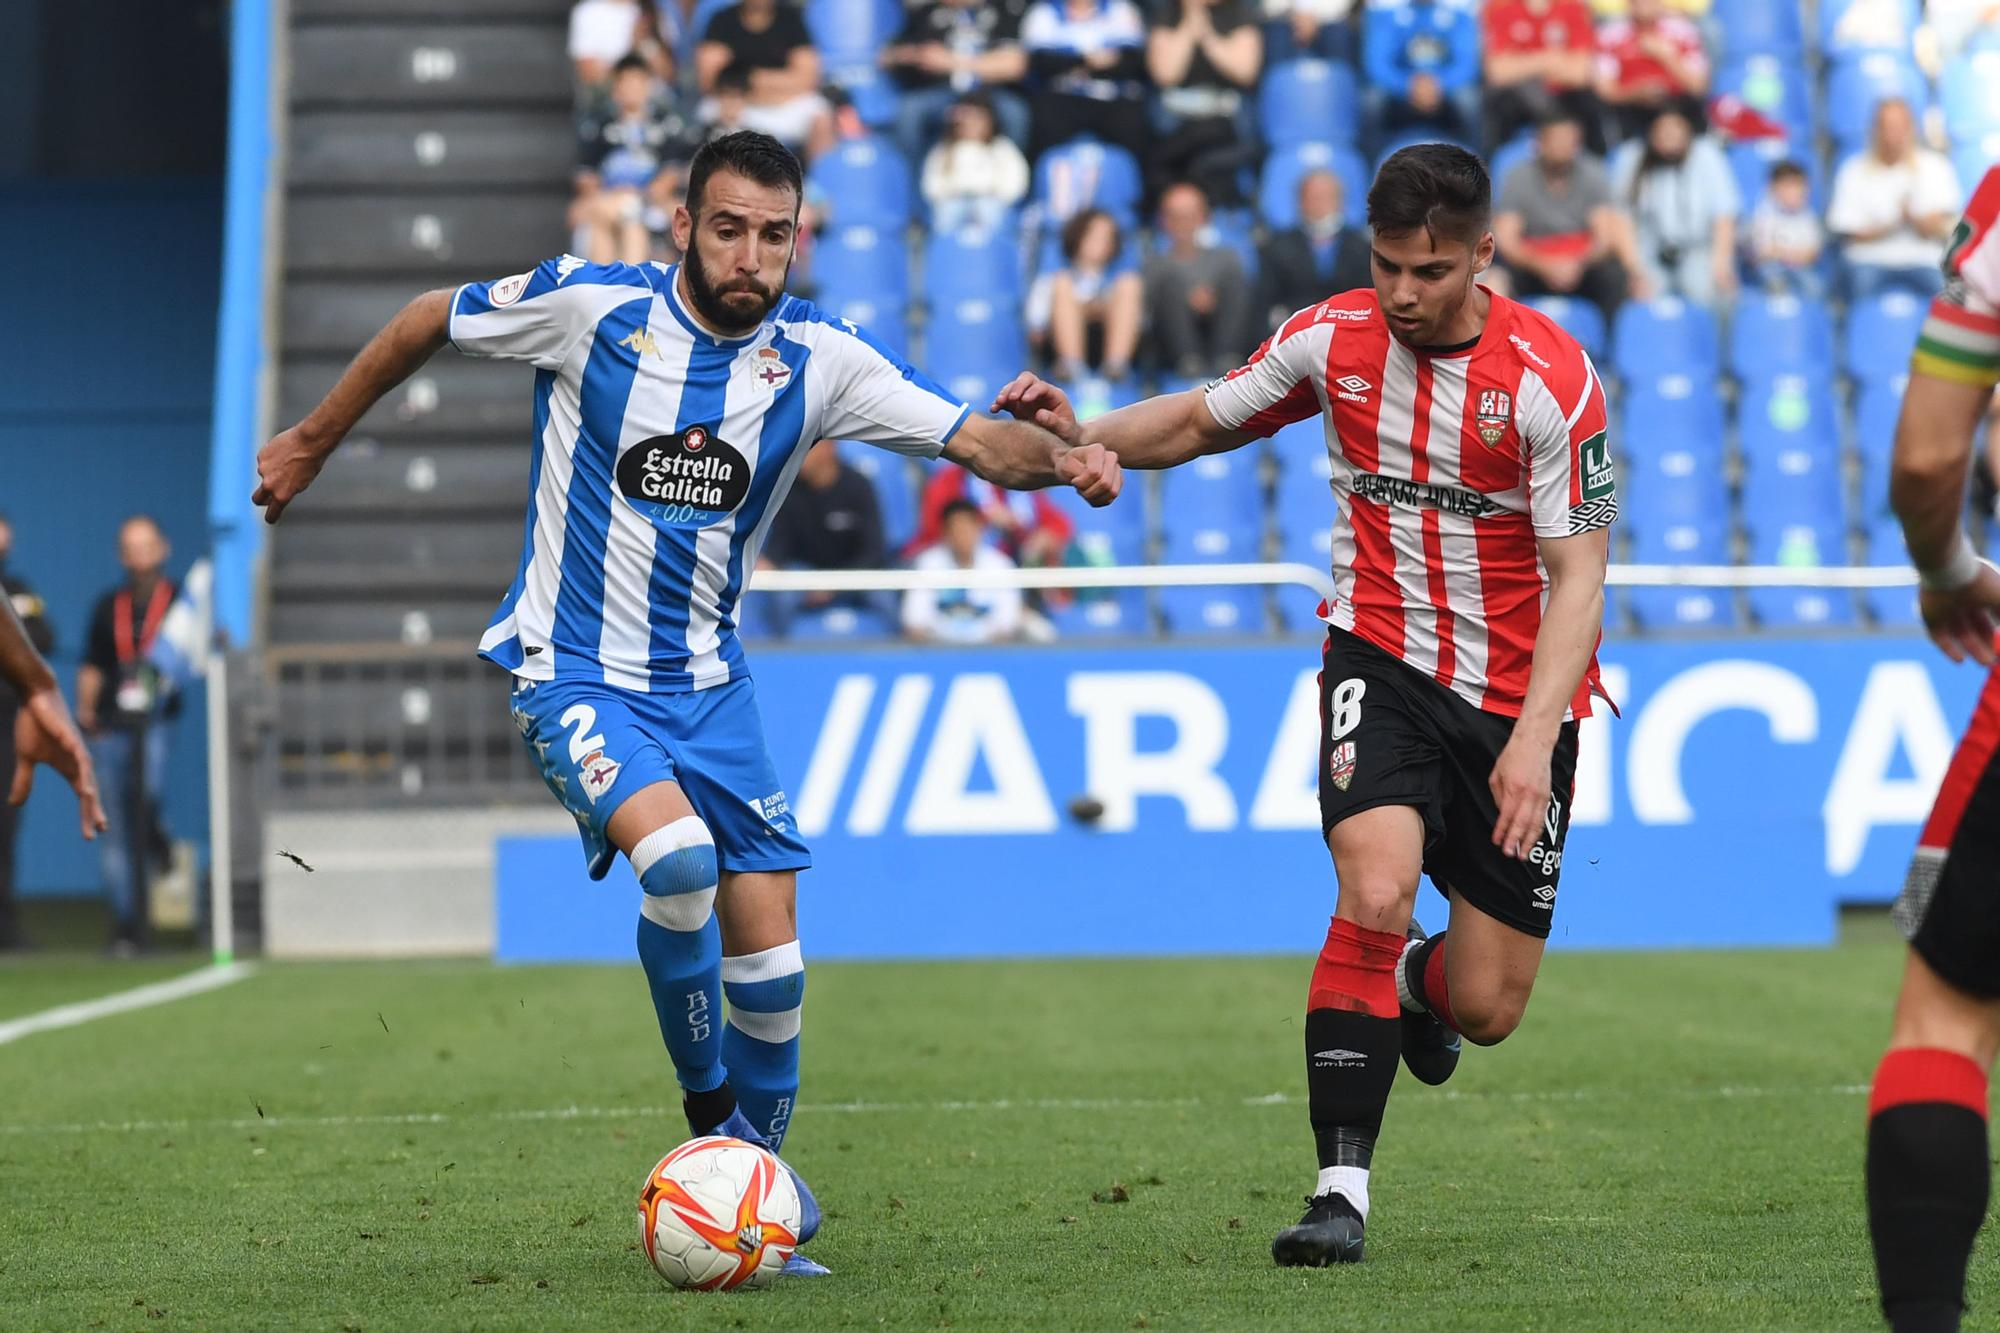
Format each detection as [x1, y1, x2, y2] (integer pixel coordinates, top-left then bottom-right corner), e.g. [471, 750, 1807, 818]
[255, 132, 1122, 1273]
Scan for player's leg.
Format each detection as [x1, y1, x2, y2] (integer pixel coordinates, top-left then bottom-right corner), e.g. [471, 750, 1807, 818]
[715, 870, 805, 1152]
[1417, 889, 1546, 1046]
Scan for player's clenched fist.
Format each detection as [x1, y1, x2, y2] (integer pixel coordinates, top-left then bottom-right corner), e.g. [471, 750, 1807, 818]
[1059, 442, 1122, 507]
[252, 423, 329, 524]
[991, 373, 1081, 447]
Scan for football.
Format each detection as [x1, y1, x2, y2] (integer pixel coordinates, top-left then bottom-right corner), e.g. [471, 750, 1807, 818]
[637, 1136, 802, 1291]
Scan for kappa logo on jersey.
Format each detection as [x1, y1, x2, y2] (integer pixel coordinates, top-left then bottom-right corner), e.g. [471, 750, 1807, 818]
[488, 272, 531, 307]
[555, 254, 587, 284]
[750, 346, 792, 391]
[616, 426, 752, 527]
[1329, 740, 1357, 791]
[618, 327, 661, 358]
[1334, 374, 1372, 404]
[1475, 389, 1513, 450]
[579, 748, 622, 803]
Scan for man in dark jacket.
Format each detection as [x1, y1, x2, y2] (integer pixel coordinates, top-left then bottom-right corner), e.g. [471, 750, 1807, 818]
[759, 440, 890, 633]
[1259, 168, 1373, 327]
[0, 513, 55, 949]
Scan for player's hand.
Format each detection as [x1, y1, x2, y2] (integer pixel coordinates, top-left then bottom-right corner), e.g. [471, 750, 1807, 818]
[1058, 442, 1122, 507]
[253, 422, 330, 524]
[12, 685, 106, 839]
[992, 373, 1082, 447]
[1489, 732, 1554, 862]
[1920, 561, 2000, 666]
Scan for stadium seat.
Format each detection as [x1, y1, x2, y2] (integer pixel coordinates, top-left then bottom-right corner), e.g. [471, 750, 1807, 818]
[786, 602, 898, 641]
[1158, 583, 1269, 636]
[814, 224, 908, 306]
[1728, 291, 1836, 384]
[1862, 520, 1921, 626]
[1715, 57, 1815, 142]
[805, 0, 900, 71]
[1160, 450, 1264, 563]
[1843, 290, 1926, 384]
[1033, 137, 1144, 228]
[1273, 423, 1334, 632]
[1825, 52, 1930, 155]
[1617, 381, 1728, 464]
[1625, 503, 1738, 630]
[1941, 50, 2000, 142]
[1612, 298, 1720, 385]
[923, 297, 1029, 411]
[1953, 134, 2000, 197]
[1741, 428, 1847, 535]
[1061, 374, 1143, 424]
[923, 227, 1024, 310]
[1258, 60, 1361, 148]
[816, 296, 909, 356]
[1852, 376, 1907, 519]
[1258, 142, 1370, 231]
[1049, 590, 1152, 638]
[1744, 518, 1856, 627]
[1740, 374, 1840, 458]
[1049, 485, 1152, 636]
[1819, 0, 1920, 55]
[1489, 132, 1536, 194]
[1521, 295, 1608, 365]
[1712, 0, 1805, 62]
[806, 137, 912, 230]
[836, 442, 919, 552]
[1206, 208, 1260, 279]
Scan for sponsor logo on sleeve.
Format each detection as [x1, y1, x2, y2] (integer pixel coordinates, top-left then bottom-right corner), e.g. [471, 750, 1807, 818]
[1508, 332, 1552, 369]
[750, 791, 792, 827]
[1580, 431, 1614, 501]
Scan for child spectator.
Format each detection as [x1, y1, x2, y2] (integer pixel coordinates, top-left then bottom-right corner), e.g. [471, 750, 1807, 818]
[913, 466, 1075, 570]
[883, 0, 1033, 167]
[574, 54, 700, 264]
[1031, 208, 1145, 381]
[1744, 160, 1826, 299]
[921, 92, 1032, 236]
[902, 501, 1025, 644]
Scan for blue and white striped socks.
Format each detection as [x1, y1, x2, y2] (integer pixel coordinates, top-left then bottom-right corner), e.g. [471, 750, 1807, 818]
[632, 817, 725, 1094]
[721, 940, 806, 1150]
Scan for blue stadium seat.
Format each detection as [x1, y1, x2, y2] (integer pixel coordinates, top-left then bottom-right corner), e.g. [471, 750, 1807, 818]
[1843, 290, 1926, 384]
[1612, 298, 1720, 385]
[1273, 422, 1334, 632]
[1941, 50, 2000, 142]
[1061, 374, 1143, 423]
[1521, 295, 1608, 365]
[1741, 426, 1846, 532]
[924, 227, 1024, 310]
[1715, 57, 1815, 142]
[1617, 381, 1728, 464]
[1739, 375, 1841, 484]
[1853, 376, 1907, 519]
[1953, 134, 2000, 197]
[1049, 591, 1152, 638]
[1258, 142, 1370, 231]
[786, 602, 898, 641]
[1206, 208, 1260, 279]
[1033, 137, 1145, 228]
[806, 136, 912, 230]
[805, 0, 900, 70]
[1862, 521, 1920, 626]
[1744, 519, 1856, 627]
[1712, 0, 1805, 61]
[1160, 450, 1264, 562]
[815, 223, 907, 304]
[1490, 132, 1536, 194]
[818, 297, 909, 356]
[1258, 60, 1361, 148]
[1825, 52, 1930, 155]
[1819, 0, 1921, 57]
[923, 296, 1028, 410]
[1049, 486, 1152, 636]
[1159, 583, 1269, 636]
[1625, 508, 1738, 630]
[677, 0, 735, 67]
[1728, 291, 1836, 384]
[836, 442, 918, 552]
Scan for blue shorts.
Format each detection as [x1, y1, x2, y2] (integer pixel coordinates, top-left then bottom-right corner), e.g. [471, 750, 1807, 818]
[509, 675, 811, 881]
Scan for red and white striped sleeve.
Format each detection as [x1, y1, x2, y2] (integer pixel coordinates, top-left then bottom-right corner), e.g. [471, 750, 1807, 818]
[1522, 347, 1615, 540]
[1202, 307, 1324, 438]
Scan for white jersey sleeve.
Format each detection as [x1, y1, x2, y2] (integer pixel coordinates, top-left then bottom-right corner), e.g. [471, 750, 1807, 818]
[1517, 344, 1614, 539]
[449, 256, 657, 371]
[811, 313, 971, 458]
[1203, 306, 1327, 437]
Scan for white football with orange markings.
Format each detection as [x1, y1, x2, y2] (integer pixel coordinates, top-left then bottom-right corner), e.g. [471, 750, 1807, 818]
[637, 1136, 802, 1291]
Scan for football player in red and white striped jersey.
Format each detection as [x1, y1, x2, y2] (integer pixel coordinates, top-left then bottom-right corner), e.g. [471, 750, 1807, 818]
[995, 144, 1615, 1266]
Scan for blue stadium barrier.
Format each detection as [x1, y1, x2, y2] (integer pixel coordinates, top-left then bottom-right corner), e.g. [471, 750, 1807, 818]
[1258, 59, 1361, 148]
[1843, 290, 1926, 384]
[1825, 51, 1930, 155]
[497, 637, 1985, 957]
[1521, 295, 1608, 365]
[1613, 299, 1720, 385]
[1729, 291, 1836, 384]
[1257, 141, 1370, 230]
[807, 136, 912, 230]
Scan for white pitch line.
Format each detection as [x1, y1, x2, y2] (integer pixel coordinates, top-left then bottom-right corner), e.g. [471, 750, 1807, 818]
[0, 1084, 1870, 1140]
[0, 962, 256, 1048]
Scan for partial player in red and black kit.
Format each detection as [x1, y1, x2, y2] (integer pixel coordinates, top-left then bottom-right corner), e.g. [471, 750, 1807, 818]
[1865, 164, 2000, 1333]
[995, 145, 1615, 1264]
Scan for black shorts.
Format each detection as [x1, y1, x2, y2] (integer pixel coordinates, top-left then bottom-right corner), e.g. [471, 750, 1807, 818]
[1898, 667, 2000, 997]
[1317, 628, 1579, 939]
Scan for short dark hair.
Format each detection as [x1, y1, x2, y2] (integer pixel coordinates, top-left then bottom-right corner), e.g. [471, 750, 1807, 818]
[1366, 143, 1491, 248]
[1060, 207, 1119, 263]
[685, 130, 802, 218]
[940, 498, 983, 525]
[1768, 158, 1807, 184]
[611, 53, 652, 80]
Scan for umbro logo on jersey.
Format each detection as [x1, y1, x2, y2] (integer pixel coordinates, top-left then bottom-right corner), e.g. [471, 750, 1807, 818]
[1334, 374, 1371, 404]
[618, 328, 661, 358]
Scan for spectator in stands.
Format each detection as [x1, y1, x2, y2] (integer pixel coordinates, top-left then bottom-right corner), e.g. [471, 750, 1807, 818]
[570, 0, 654, 86]
[1144, 181, 1251, 378]
[78, 516, 178, 956]
[883, 0, 1032, 167]
[922, 91, 1032, 236]
[1259, 168, 1371, 321]
[1830, 0, 1921, 58]
[1495, 111, 1634, 321]
[574, 55, 700, 264]
[902, 500, 1025, 644]
[1361, 0, 1482, 149]
[0, 513, 52, 951]
[1034, 207, 1144, 380]
[1020, 0, 1151, 163]
[1594, 0, 1710, 144]
[1482, 0, 1603, 154]
[1145, 0, 1263, 209]
[913, 465, 1076, 570]
[696, 0, 832, 156]
[1611, 106, 1739, 308]
[760, 440, 891, 634]
[1828, 98, 1964, 304]
[1744, 159, 1826, 299]
[1259, 0, 1358, 64]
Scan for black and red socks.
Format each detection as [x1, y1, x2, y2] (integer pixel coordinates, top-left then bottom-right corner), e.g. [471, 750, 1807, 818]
[1867, 1047, 1990, 1333]
[1304, 916, 1406, 1218]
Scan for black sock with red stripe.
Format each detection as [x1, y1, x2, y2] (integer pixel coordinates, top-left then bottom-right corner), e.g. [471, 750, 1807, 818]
[1867, 1047, 1990, 1333]
[1304, 917, 1404, 1216]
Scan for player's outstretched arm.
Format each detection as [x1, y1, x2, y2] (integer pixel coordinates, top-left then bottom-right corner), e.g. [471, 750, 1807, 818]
[943, 412, 1124, 507]
[989, 373, 1252, 469]
[253, 288, 454, 523]
[1891, 371, 2000, 666]
[0, 593, 104, 839]
[1490, 527, 1608, 861]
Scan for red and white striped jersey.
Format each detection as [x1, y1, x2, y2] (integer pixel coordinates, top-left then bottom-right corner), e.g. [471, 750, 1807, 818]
[1205, 286, 1615, 719]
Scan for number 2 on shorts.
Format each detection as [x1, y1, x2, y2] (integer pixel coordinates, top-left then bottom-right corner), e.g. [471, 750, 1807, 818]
[1330, 678, 1367, 741]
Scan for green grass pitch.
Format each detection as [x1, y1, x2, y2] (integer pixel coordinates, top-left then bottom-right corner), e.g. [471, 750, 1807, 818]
[1, 939, 1991, 1330]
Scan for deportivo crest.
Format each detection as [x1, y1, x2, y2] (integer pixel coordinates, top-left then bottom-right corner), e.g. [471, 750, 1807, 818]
[1329, 741, 1357, 792]
[750, 346, 792, 391]
[1475, 388, 1513, 450]
[578, 748, 622, 804]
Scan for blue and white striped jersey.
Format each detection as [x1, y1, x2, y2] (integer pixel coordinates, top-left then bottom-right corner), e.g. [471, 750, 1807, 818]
[450, 257, 970, 692]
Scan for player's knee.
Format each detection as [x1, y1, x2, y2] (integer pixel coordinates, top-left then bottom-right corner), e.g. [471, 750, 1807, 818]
[1450, 987, 1529, 1046]
[633, 816, 718, 932]
[1332, 872, 1417, 935]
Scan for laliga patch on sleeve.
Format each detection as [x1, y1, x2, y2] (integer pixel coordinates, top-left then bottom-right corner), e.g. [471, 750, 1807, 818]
[488, 272, 531, 307]
[1579, 431, 1614, 501]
